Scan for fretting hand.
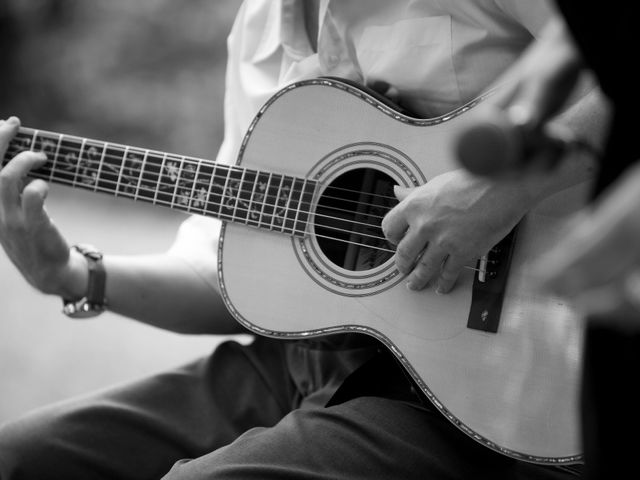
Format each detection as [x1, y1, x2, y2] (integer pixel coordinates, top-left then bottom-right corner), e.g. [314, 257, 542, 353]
[0, 117, 87, 298]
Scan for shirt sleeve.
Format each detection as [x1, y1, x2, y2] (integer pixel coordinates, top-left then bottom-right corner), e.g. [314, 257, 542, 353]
[493, 0, 558, 37]
[167, 215, 222, 293]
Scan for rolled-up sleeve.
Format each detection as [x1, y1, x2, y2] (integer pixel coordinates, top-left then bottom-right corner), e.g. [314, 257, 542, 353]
[167, 215, 222, 293]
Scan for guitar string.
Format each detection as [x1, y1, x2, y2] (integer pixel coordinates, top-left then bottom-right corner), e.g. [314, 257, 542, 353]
[12, 151, 399, 214]
[10, 130, 401, 204]
[22, 169, 487, 275]
[5, 142, 399, 225]
[5, 142, 400, 228]
[20, 168, 487, 276]
[20, 163, 393, 238]
[19, 128, 403, 203]
[6, 135, 488, 275]
[20, 166, 394, 247]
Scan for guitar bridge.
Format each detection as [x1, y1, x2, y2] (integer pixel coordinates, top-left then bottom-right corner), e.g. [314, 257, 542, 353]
[467, 225, 519, 333]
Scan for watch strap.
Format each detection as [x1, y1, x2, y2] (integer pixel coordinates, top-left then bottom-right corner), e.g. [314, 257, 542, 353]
[62, 244, 107, 318]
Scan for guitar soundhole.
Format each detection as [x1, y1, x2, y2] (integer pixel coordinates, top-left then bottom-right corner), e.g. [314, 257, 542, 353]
[315, 168, 398, 271]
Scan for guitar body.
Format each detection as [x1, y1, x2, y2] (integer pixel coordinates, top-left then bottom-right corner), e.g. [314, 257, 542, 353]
[217, 79, 587, 464]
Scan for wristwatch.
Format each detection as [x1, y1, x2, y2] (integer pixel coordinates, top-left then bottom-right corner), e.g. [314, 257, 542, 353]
[62, 244, 107, 318]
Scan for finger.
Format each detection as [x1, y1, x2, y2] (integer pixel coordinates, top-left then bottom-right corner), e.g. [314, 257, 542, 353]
[406, 243, 448, 291]
[535, 208, 640, 296]
[0, 151, 47, 211]
[394, 227, 429, 276]
[0, 117, 21, 159]
[22, 179, 49, 227]
[435, 254, 467, 294]
[381, 186, 413, 245]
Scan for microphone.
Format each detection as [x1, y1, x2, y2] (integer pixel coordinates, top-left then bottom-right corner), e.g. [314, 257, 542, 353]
[454, 105, 581, 177]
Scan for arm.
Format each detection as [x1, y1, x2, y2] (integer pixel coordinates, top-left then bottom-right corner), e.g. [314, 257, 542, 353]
[0, 117, 242, 335]
[381, 18, 610, 294]
[532, 163, 640, 326]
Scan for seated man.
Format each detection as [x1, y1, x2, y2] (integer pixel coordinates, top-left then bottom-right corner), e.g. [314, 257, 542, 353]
[0, 1, 608, 478]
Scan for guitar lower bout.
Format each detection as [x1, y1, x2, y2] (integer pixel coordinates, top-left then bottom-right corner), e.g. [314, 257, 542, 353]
[217, 77, 586, 465]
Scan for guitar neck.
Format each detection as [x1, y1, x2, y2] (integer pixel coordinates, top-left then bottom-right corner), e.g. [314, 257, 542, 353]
[3, 127, 316, 236]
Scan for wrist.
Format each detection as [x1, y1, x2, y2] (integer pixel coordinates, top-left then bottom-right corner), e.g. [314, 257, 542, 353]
[57, 248, 90, 300]
[61, 244, 107, 318]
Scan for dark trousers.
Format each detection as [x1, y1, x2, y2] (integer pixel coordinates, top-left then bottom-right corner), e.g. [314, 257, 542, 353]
[0, 336, 580, 479]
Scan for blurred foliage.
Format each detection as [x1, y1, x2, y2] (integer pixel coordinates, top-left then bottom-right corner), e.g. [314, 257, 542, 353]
[0, 0, 240, 158]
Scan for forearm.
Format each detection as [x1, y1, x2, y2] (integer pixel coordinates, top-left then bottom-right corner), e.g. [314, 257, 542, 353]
[63, 250, 243, 334]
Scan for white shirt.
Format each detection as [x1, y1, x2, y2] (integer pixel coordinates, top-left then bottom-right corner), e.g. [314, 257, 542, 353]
[169, 0, 556, 291]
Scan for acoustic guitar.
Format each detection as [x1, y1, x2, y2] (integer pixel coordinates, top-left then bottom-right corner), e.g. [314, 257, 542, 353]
[4, 77, 588, 464]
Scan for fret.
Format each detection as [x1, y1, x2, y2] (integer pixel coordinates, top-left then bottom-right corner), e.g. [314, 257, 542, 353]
[54, 136, 86, 187]
[293, 179, 315, 237]
[185, 159, 203, 213]
[5, 131, 34, 163]
[138, 151, 166, 204]
[216, 165, 233, 219]
[250, 171, 272, 228]
[95, 143, 125, 195]
[211, 164, 227, 220]
[29, 129, 39, 152]
[72, 138, 87, 187]
[49, 133, 63, 183]
[152, 153, 167, 205]
[173, 157, 199, 211]
[239, 168, 259, 225]
[224, 167, 245, 221]
[30, 131, 59, 180]
[244, 169, 262, 227]
[203, 162, 225, 218]
[93, 141, 107, 193]
[133, 149, 149, 201]
[76, 139, 105, 191]
[192, 160, 215, 215]
[255, 172, 272, 228]
[114, 146, 129, 197]
[157, 154, 183, 207]
[268, 174, 285, 231]
[254, 172, 277, 230]
[118, 147, 146, 199]
[283, 177, 305, 235]
[230, 168, 249, 222]
[169, 156, 186, 209]
[214, 166, 236, 221]
[274, 175, 295, 234]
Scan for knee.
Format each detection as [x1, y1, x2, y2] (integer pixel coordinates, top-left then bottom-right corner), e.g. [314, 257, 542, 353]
[0, 411, 69, 479]
[0, 417, 40, 479]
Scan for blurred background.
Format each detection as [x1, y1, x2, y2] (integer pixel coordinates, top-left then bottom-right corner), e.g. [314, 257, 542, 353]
[0, 0, 245, 422]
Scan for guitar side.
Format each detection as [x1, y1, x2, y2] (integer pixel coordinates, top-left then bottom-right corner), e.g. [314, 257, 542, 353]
[217, 79, 586, 464]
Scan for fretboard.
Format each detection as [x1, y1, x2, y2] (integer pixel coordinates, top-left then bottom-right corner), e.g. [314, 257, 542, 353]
[3, 127, 316, 236]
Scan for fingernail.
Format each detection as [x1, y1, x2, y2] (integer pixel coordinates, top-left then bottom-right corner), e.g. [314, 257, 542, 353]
[7, 116, 19, 125]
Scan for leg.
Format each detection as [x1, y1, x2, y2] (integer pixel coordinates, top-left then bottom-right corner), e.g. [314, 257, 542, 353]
[162, 395, 578, 480]
[161, 350, 579, 480]
[0, 337, 294, 480]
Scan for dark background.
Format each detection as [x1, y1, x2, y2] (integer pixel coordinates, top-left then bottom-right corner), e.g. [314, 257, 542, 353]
[0, 0, 247, 422]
